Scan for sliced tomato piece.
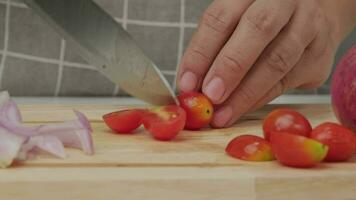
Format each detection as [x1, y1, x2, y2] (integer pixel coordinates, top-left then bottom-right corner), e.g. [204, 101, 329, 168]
[270, 132, 328, 168]
[310, 122, 355, 162]
[225, 135, 275, 161]
[143, 105, 186, 141]
[178, 92, 213, 130]
[263, 108, 312, 141]
[103, 109, 145, 134]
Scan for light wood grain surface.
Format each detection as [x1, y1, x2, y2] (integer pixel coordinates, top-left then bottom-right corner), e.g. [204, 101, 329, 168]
[0, 104, 355, 200]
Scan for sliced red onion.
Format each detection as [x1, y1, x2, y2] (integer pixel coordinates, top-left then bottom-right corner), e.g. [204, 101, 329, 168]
[0, 91, 94, 167]
[36, 110, 94, 155]
[0, 94, 38, 137]
[4, 100, 22, 123]
[17, 135, 66, 160]
[0, 127, 25, 168]
[0, 91, 10, 107]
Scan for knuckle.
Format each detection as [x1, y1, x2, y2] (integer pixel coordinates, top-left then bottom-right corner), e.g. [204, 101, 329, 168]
[185, 43, 211, 64]
[238, 87, 256, 106]
[243, 8, 278, 36]
[219, 52, 247, 74]
[201, 6, 234, 34]
[265, 45, 298, 76]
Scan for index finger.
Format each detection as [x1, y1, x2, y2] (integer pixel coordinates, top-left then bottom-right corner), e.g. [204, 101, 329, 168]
[177, 0, 253, 93]
[202, 0, 296, 103]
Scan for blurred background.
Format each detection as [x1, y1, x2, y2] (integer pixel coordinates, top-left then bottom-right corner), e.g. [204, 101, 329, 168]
[0, 0, 355, 97]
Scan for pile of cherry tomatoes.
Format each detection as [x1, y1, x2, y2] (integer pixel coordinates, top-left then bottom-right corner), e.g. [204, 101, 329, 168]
[226, 109, 356, 168]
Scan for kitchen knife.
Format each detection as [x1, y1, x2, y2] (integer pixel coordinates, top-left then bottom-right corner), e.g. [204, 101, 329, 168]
[24, 0, 177, 105]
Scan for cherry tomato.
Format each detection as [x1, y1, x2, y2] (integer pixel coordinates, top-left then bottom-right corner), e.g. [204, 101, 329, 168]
[225, 135, 275, 161]
[354, 135, 356, 153]
[263, 108, 312, 141]
[143, 105, 186, 141]
[270, 132, 328, 168]
[310, 122, 355, 162]
[178, 92, 213, 130]
[103, 109, 144, 134]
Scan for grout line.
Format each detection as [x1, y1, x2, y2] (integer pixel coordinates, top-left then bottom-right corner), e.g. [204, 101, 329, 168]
[0, 0, 11, 89]
[173, 0, 186, 91]
[112, 0, 129, 96]
[54, 40, 66, 96]
[122, 0, 128, 29]
[7, 50, 98, 70]
[63, 61, 97, 70]
[0, 0, 27, 8]
[0, 0, 199, 28]
[7, 51, 60, 65]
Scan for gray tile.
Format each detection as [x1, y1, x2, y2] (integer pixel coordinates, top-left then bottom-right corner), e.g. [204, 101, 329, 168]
[1, 56, 58, 96]
[183, 27, 196, 51]
[0, 54, 2, 65]
[127, 24, 179, 71]
[8, 6, 61, 59]
[94, 0, 124, 18]
[128, 0, 180, 22]
[164, 74, 175, 87]
[64, 42, 88, 64]
[0, 4, 5, 50]
[185, 0, 212, 23]
[59, 67, 115, 96]
[11, 0, 24, 3]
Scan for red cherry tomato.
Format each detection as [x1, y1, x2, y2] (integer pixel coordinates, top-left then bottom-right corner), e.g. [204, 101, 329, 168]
[354, 135, 356, 153]
[225, 135, 275, 161]
[263, 109, 312, 141]
[103, 109, 144, 134]
[143, 105, 186, 141]
[178, 92, 213, 130]
[270, 132, 328, 168]
[310, 122, 355, 162]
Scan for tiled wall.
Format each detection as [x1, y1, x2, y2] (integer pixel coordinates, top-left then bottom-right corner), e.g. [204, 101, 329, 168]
[0, 0, 355, 96]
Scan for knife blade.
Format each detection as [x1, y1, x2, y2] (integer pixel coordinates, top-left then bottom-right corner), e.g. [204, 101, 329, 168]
[24, 0, 177, 105]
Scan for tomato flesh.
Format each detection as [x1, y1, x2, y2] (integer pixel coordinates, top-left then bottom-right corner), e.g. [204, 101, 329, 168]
[310, 122, 355, 162]
[178, 92, 213, 130]
[226, 135, 275, 161]
[103, 109, 144, 134]
[143, 105, 186, 141]
[263, 108, 312, 141]
[270, 132, 328, 168]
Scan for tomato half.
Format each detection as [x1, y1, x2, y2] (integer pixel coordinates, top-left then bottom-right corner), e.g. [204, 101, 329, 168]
[263, 108, 312, 141]
[143, 105, 186, 141]
[103, 109, 144, 134]
[310, 122, 355, 162]
[270, 132, 328, 168]
[225, 135, 275, 161]
[178, 92, 213, 130]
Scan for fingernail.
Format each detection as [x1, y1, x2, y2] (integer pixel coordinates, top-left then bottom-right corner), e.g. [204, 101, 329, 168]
[179, 71, 197, 92]
[203, 77, 225, 103]
[212, 106, 232, 127]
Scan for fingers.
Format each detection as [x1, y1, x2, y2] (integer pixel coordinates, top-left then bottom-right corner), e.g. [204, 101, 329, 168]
[249, 79, 289, 112]
[251, 13, 334, 112]
[202, 0, 296, 104]
[177, 0, 254, 92]
[211, 0, 319, 127]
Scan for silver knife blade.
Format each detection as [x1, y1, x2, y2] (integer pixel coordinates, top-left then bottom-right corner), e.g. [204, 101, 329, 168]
[24, 0, 177, 105]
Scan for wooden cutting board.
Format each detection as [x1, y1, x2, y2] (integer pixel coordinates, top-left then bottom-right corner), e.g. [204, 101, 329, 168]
[0, 104, 355, 200]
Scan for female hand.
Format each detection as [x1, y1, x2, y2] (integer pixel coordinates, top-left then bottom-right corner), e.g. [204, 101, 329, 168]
[177, 0, 356, 127]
